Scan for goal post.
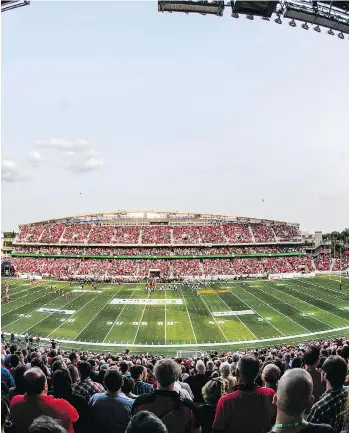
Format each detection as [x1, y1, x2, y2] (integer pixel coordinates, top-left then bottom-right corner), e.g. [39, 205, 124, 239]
[176, 350, 205, 359]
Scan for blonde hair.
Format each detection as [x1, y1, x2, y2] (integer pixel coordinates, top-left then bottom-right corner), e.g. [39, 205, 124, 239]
[202, 378, 227, 405]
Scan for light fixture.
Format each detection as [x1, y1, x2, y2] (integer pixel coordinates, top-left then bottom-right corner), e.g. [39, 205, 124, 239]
[275, 16, 282, 24]
[262, 16, 270, 21]
[314, 25, 321, 32]
[338, 31, 344, 39]
[302, 22, 309, 30]
[158, 1, 225, 16]
[289, 19, 296, 27]
[246, 14, 254, 20]
[328, 28, 335, 35]
[232, 12, 239, 18]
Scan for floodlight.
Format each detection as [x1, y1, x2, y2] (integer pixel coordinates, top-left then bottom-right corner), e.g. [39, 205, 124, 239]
[328, 28, 335, 35]
[230, 1, 277, 18]
[314, 25, 321, 32]
[1, 0, 29, 12]
[338, 31, 345, 39]
[289, 19, 296, 27]
[275, 16, 282, 24]
[158, 1, 225, 16]
[246, 14, 254, 20]
[232, 12, 239, 18]
[302, 22, 309, 30]
[262, 16, 270, 21]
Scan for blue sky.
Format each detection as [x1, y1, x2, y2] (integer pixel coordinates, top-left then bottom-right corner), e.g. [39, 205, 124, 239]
[2, 1, 348, 233]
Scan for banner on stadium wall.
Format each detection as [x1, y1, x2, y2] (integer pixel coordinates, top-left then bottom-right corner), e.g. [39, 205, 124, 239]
[17, 273, 42, 280]
[268, 272, 315, 280]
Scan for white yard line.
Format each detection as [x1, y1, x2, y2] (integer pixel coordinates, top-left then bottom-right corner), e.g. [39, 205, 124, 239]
[2, 286, 49, 309]
[231, 282, 286, 336]
[199, 293, 229, 342]
[73, 292, 120, 341]
[47, 290, 108, 338]
[4, 325, 349, 348]
[215, 283, 258, 339]
[102, 285, 138, 343]
[237, 282, 309, 333]
[133, 304, 147, 344]
[261, 282, 339, 328]
[296, 280, 349, 301]
[285, 281, 349, 323]
[178, 285, 198, 344]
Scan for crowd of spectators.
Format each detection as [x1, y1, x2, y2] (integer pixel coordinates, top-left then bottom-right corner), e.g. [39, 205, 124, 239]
[9, 255, 321, 279]
[332, 257, 349, 271]
[12, 246, 306, 257]
[314, 254, 332, 271]
[1, 337, 349, 433]
[15, 223, 301, 246]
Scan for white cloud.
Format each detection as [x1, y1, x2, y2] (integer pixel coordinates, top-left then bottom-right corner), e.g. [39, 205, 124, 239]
[63, 150, 106, 173]
[1, 159, 29, 182]
[27, 151, 42, 165]
[37, 138, 90, 151]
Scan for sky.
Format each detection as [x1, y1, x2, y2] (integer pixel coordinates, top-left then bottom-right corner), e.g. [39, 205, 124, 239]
[1, 1, 348, 233]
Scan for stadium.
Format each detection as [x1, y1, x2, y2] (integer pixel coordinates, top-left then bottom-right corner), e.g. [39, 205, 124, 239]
[2, 211, 348, 355]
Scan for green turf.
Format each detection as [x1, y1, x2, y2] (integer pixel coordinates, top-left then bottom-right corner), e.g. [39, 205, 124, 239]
[2, 276, 349, 354]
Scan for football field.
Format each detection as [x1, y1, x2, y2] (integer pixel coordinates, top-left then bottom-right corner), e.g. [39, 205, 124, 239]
[2, 276, 349, 354]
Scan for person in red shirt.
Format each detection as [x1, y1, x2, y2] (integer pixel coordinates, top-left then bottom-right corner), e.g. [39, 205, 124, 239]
[10, 367, 78, 433]
[212, 355, 276, 433]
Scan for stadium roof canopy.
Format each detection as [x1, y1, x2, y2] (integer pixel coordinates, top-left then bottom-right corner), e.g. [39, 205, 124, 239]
[158, 1, 349, 37]
[1, 0, 30, 13]
[19, 210, 300, 228]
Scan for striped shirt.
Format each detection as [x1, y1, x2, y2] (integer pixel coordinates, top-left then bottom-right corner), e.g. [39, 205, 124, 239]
[133, 380, 153, 395]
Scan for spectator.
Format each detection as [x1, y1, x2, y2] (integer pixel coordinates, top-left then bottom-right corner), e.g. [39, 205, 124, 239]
[69, 352, 80, 367]
[67, 365, 79, 384]
[125, 410, 168, 433]
[219, 362, 236, 393]
[122, 376, 138, 399]
[1, 365, 15, 389]
[10, 367, 78, 433]
[72, 361, 105, 402]
[131, 366, 153, 396]
[132, 358, 196, 433]
[304, 346, 326, 403]
[28, 416, 68, 433]
[196, 378, 226, 433]
[205, 360, 214, 377]
[270, 368, 334, 433]
[51, 369, 90, 433]
[89, 369, 133, 433]
[262, 364, 281, 392]
[212, 355, 276, 433]
[184, 360, 210, 403]
[9, 365, 30, 401]
[2, 398, 10, 433]
[308, 356, 349, 433]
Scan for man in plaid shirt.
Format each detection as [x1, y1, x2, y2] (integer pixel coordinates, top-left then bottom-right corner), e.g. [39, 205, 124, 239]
[308, 355, 349, 433]
[131, 365, 153, 395]
[72, 361, 105, 402]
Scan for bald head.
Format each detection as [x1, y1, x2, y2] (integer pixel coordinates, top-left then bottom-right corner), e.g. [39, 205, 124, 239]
[24, 367, 47, 395]
[276, 368, 313, 416]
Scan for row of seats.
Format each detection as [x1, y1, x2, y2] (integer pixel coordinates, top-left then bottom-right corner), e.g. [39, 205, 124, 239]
[9, 256, 315, 278]
[12, 246, 306, 256]
[16, 222, 301, 245]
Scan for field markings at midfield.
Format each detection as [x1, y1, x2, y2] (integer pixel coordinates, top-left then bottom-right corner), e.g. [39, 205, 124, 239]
[178, 283, 197, 344]
[296, 279, 349, 302]
[236, 282, 309, 333]
[199, 292, 229, 342]
[285, 281, 349, 323]
[47, 288, 113, 338]
[133, 303, 147, 344]
[164, 285, 167, 345]
[2, 285, 50, 312]
[215, 282, 258, 339]
[3, 284, 71, 328]
[24, 293, 86, 334]
[102, 286, 138, 343]
[74, 286, 126, 342]
[260, 282, 339, 329]
[232, 282, 287, 337]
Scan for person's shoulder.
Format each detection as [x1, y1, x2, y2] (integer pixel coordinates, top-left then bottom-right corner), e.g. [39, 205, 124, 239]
[258, 387, 276, 396]
[10, 394, 24, 405]
[133, 392, 155, 407]
[304, 423, 335, 433]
